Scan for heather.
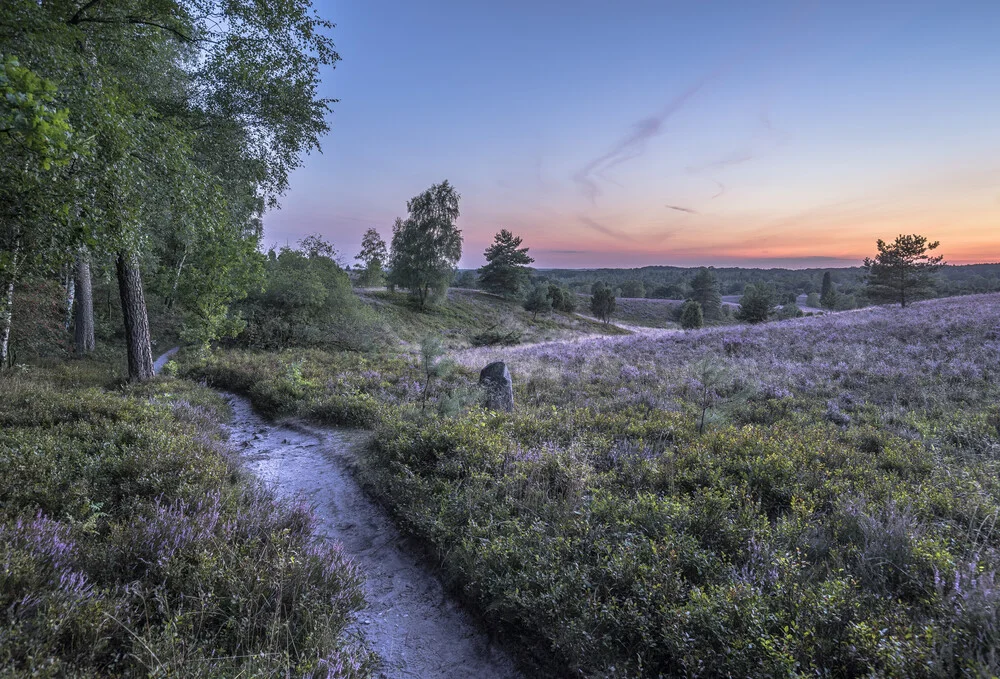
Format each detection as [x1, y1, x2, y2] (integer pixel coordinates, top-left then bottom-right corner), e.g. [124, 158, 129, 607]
[189, 293, 1000, 676]
[0, 362, 374, 677]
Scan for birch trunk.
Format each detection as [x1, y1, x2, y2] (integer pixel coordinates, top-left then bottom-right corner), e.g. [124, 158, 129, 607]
[1, 277, 13, 368]
[0, 241, 19, 368]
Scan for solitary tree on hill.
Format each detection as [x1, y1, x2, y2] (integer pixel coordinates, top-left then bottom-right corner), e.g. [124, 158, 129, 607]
[355, 228, 387, 287]
[388, 181, 463, 308]
[690, 268, 722, 319]
[590, 283, 616, 323]
[735, 283, 776, 324]
[679, 299, 704, 329]
[523, 284, 552, 320]
[478, 229, 534, 298]
[820, 271, 838, 309]
[863, 234, 945, 308]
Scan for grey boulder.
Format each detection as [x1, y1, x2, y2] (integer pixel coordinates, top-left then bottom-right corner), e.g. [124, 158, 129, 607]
[479, 361, 514, 412]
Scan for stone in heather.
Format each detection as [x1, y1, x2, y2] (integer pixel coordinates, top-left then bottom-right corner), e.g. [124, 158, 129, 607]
[479, 361, 514, 412]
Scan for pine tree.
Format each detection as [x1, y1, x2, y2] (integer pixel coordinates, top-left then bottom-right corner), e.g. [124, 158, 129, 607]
[863, 234, 945, 307]
[820, 272, 838, 309]
[679, 300, 704, 329]
[478, 229, 534, 298]
[735, 283, 775, 324]
[590, 284, 616, 323]
[690, 268, 722, 319]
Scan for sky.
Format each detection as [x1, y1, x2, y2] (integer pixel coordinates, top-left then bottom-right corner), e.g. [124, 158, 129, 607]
[263, 0, 1000, 269]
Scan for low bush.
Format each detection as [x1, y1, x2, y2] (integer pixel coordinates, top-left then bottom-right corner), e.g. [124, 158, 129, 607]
[0, 364, 375, 677]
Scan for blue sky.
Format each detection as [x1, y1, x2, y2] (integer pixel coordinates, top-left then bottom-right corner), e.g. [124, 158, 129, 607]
[264, 0, 1000, 269]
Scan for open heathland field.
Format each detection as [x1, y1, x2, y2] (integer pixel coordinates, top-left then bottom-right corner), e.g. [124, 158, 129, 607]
[184, 292, 1000, 677]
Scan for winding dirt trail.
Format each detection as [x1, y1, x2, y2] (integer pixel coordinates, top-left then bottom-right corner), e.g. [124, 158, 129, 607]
[155, 351, 522, 678]
[223, 394, 523, 678]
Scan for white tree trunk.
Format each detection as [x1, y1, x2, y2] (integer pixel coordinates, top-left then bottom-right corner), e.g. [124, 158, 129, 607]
[1, 278, 13, 368]
[64, 264, 76, 331]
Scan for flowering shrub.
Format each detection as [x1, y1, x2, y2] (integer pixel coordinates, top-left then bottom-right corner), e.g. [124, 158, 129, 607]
[0, 366, 374, 677]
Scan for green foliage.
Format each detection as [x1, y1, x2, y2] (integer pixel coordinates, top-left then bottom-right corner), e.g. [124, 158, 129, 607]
[0, 55, 75, 169]
[778, 302, 803, 319]
[477, 229, 534, 298]
[736, 282, 776, 323]
[806, 291, 821, 308]
[358, 288, 620, 350]
[864, 234, 946, 307]
[545, 283, 577, 312]
[619, 279, 645, 298]
[690, 267, 722, 319]
[523, 284, 552, 320]
[2, 0, 342, 379]
[238, 237, 386, 352]
[820, 271, 839, 308]
[0, 363, 373, 676]
[679, 299, 704, 329]
[590, 283, 616, 323]
[387, 181, 463, 308]
[355, 228, 388, 287]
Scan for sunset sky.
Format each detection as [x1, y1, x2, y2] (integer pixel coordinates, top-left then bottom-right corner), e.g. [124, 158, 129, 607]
[264, 0, 1000, 269]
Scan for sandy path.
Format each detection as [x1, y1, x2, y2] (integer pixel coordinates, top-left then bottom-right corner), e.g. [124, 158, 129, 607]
[154, 351, 523, 678]
[223, 393, 522, 679]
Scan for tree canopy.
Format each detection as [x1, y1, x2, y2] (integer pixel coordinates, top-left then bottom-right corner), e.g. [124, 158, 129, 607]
[863, 234, 945, 307]
[736, 283, 776, 324]
[590, 283, 616, 323]
[356, 228, 388, 287]
[388, 181, 463, 308]
[690, 268, 722, 319]
[1, 0, 339, 378]
[478, 229, 534, 298]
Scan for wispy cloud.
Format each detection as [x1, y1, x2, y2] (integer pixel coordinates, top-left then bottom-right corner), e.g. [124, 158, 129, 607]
[573, 79, 709, 203]
[665, 204, 698, 214]
[578, 215, 636, 241]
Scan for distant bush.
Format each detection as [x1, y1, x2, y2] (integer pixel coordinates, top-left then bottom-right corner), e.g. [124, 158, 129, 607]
[679, 299, 704, 329]
[736, 282, 776, 323]
[778, 302, 803, 319]
[546, 283, 577, 312]
[470, 315, 523, 346]
[523, 284, 553, 319]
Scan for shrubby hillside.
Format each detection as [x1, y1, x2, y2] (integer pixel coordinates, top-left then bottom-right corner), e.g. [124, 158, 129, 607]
[188, 293, 1000, 677]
